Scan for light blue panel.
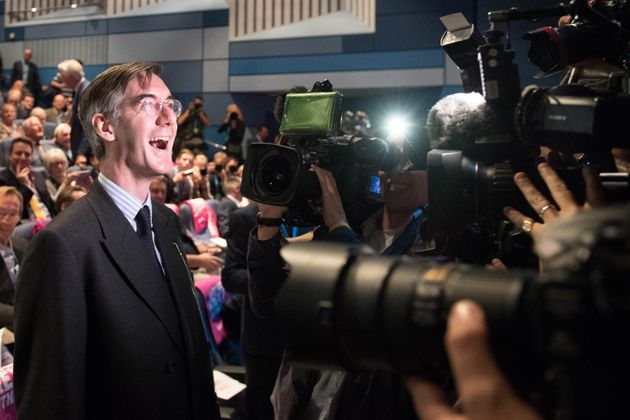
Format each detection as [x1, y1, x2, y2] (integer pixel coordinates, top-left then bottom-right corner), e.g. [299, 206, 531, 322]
[160, 61, 203, 94]
[107, 29, 203, 63]
[202, 92, 236, 128]
[38, 67, 59, 86]
[230, 68, 444, 92]
[107, 13, 203, 34]
[0, 42, 24, 70]
[230, 36, 343, 58]
[25, 21, 86, 40]
[203, 60, 229, 92]
[85, 19, 108, 36]
[230, 49, 444, 75]
[203, 27, 229, 60]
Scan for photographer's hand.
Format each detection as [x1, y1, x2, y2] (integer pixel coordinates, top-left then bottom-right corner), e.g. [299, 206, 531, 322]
[406, 301, 541, 420]
[310, 165, 349, 231]
[503, 162, 603, 239]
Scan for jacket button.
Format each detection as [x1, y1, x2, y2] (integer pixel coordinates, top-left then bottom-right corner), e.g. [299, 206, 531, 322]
[165, 360, 177, 374]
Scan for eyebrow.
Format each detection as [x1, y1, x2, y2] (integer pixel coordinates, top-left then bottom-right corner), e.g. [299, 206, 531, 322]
[131, 93, 176, 103]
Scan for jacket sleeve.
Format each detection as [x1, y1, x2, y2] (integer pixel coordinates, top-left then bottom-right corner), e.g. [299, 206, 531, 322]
[221, 210, 251, 295]
[14, 229, 87, 419]
[247, 228, 285, 318]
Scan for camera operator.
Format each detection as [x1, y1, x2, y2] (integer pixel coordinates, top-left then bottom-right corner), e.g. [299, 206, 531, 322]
[174, 95, 209, 156]
[247, 140, 431, 419]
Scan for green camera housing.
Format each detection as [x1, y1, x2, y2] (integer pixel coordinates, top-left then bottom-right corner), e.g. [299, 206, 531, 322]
[280, 91, 343, 136]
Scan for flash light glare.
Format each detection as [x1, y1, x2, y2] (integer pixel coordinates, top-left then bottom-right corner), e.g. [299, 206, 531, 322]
[386, 115, 411, 141]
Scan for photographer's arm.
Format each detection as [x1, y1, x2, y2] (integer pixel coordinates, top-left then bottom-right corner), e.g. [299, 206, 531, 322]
[406, 301, 541, 420]
[198, 109, 210, 127]
[177, 107, 192, 126]
[247, 203, 288, 317]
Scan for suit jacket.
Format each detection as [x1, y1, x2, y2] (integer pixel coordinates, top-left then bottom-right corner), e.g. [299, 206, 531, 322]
[70, 78, 90, 159]
[216, 196, 239, 237]
[10, 60, 41, 95]
[14, 181, 220, 419]
[0, 234, 27, 329]
[0, 167, 54, 220]
[221, 203, 287, 357]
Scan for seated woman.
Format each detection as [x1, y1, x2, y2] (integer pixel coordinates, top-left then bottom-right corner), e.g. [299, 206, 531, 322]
[43, 148, 90, 202]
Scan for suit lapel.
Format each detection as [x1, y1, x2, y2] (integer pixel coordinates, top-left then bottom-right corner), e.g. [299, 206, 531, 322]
[153, 206, 201, 358]
[87, 182, 185, 356]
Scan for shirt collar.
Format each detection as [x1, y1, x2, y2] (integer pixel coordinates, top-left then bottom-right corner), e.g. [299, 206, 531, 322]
[98, 172, 153, 230]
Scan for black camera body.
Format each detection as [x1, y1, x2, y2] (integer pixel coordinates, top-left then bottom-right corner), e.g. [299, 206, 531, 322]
[241, 82, 402, 226]
[429, 6, 630, 264]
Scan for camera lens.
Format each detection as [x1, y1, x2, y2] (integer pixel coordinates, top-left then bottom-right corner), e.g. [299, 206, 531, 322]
[258, 155, 294, 196]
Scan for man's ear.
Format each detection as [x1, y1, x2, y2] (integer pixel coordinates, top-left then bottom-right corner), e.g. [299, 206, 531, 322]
[92, 113, 115, 142]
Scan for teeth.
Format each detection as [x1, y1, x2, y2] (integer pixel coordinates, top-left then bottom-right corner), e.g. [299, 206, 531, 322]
[149, 137, 169, 150]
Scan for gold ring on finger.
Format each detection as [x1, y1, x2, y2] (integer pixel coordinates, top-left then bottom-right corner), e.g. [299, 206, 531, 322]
[521, 218, 534, 233]
[538, 204, 557, 218]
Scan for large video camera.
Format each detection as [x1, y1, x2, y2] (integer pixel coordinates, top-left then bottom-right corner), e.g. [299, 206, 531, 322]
[275, 203, 630, 419]
[428, 0, 630, 264]
[241, 80, 402, 227]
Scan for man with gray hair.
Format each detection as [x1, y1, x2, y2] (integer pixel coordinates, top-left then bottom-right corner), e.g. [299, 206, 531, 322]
[58, 59, 90, 159]
[14, 62, 220, 419]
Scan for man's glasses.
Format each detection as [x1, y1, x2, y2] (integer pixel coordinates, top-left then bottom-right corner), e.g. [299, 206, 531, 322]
[139, 98, 182, 118]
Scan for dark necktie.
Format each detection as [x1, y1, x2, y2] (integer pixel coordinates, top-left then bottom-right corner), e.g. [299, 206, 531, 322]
[135, 206, 163, 275]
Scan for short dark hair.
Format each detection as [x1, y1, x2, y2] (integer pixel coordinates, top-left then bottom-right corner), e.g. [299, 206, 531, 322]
[10, 137, 34, 154]
[78, 61, 163, 160]
[55, 185, 87, 214]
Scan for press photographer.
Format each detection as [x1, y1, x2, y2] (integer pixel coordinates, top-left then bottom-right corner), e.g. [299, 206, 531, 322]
[174, 95, 210, 156]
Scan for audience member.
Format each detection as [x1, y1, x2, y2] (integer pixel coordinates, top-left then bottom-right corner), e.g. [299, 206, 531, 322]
[170, 148, 207, 203]
[244, 124, 270, 160]
[5, 88, 21, 108]
[216, 176, 247, 237]
[54, 185, 86, 213]
[45, 93, 70, 124]
[0, 137, 54, 221]
[42, 122, 72, 163]
[0, 186, 27, 330]
[149, 175, 223, 274]
[218, 103, 245, 162]
[29, 107, 46, 126]
[21, 116, 46, 167]
[58, 59, 90, 158]
[0, 103, 21, 140]
[10, 48, 41, 103]
[16, 91, 35, 119]
[43, 147, 85, 202]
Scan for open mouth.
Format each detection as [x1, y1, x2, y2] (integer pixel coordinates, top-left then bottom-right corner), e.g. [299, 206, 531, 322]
[149, 137, 169, 150]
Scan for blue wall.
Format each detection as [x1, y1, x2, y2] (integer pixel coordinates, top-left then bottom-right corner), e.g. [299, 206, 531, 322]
[0, 0, 563, 148]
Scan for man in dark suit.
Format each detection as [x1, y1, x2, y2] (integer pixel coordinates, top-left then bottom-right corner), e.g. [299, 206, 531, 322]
[216, 176, 246, 237]
[0, 186, 27, 329]
[10, 48, 41, 101]
[58, 59, 91, 159]
[14, 62, 220, 419]
[0, 137, 54, 221]
[222, 202, 286, 420]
